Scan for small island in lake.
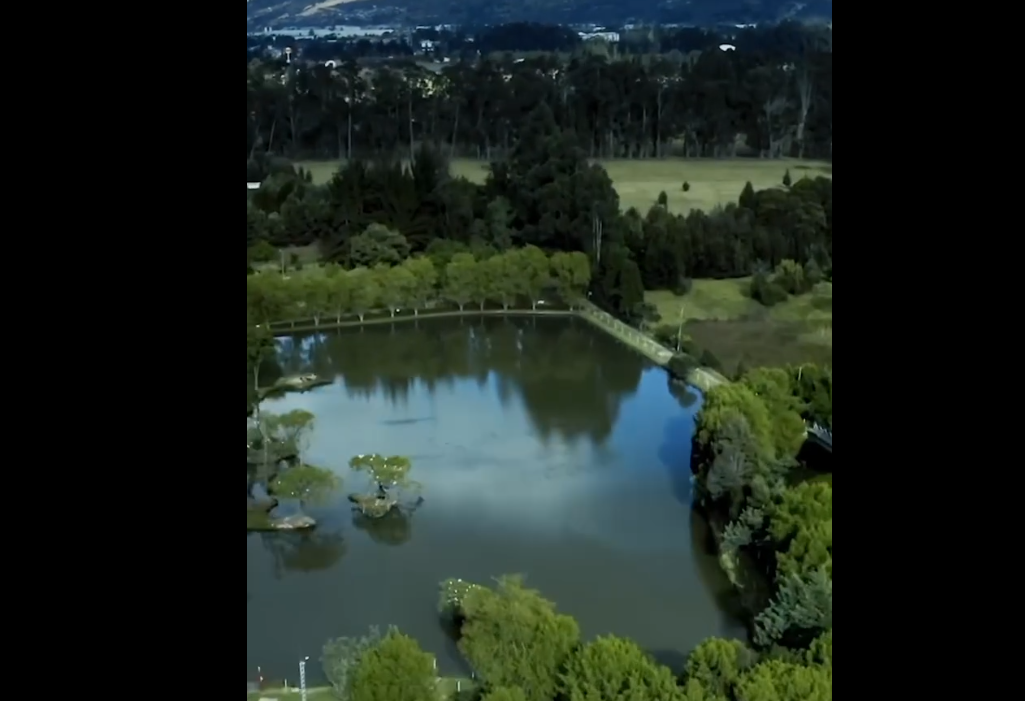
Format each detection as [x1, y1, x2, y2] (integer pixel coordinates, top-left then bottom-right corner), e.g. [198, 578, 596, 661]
[261, 373, 331, 398]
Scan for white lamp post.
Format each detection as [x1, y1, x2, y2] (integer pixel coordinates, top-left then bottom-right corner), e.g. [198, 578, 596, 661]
[299, 656, 309, 701]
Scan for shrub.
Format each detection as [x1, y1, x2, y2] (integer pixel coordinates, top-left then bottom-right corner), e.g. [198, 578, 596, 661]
[667, 353, 697, 380]
[682, 181, 691, 192]
[750, 272, 789, 307]
[773, 260, 806, 295]
[652, 324, 680, 348]
[672, 276, 693, 296]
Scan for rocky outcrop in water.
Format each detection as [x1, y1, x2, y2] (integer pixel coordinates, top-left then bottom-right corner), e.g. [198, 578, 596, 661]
[271, 514, 316, 530]
[348, 493, 398, 519]
[247, 502, 317, 531]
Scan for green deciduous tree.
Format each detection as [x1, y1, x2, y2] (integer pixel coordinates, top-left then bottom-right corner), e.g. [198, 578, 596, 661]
[684, 638, 758, 698]
[348, 267, 380, 322]
[349, 629, 437, 701]
[444, 253, 478, 311]
[269, 464, 339, 506]
[377, 263, 415, 317]
[560, 635, 686, 701]
[321, 625, 393, 699]
[457, 575, 579, 701]
[549, 251, 592, 307]
[350, 223, 412, 268]
[485, 253, 519, 310]
[325, 265, 354, 322]
[513, 245, 551, 309]
[402, 256, 438, 314]
[734, 660, 831, 701]
[349, 454, 414, 492]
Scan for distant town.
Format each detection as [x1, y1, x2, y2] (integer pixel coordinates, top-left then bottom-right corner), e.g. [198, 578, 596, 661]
[244, 20, 820, 65]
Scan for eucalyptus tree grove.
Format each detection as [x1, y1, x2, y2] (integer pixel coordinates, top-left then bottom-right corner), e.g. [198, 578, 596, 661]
[246, 44, 832, 161]
[246, 246, 591, 325]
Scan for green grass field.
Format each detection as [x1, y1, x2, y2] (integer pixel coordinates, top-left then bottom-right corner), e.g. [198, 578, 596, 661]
[246, 677, 476, 701]
[298, 158, 832, 214]
[646, 279, 833, 374]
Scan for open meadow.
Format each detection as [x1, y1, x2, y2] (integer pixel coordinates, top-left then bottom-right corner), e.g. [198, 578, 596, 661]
[647, 278, 833, 374]
[298, 158, 832, 214]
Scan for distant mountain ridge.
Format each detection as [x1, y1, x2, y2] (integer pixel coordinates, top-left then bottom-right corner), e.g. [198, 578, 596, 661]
[246, 0, 832, 31]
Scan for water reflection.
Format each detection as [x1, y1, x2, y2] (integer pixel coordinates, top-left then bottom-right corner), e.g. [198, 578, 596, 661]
[248, 317, 745, 681]
[667, 378, 700, 409]
[261, 530, 348, 578]
[658, 411, 702, 508]
[353, 509, 412, 546]
[270, 317, 645, 445]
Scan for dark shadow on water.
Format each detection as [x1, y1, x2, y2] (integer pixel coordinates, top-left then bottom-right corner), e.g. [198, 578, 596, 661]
[260, 530, 348, 578]
[666, 377, 700, 410]
[655, 386, 748, 643]
[688, 508, 748, 626]
[658, 415, 698, 508]
[657, 381, 703, 507]
[648, 648, 689, 676]
[796, 440, 832, 473]
[352, 508, 413, 546]
[437, 614, 476, 680]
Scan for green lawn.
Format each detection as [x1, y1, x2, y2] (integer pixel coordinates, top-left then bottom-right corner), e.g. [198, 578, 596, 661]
[247, 688, 336, 701]
[246, 677, 476, 701]
[297, 158, 832, 214]
[646, 278, 833, 375]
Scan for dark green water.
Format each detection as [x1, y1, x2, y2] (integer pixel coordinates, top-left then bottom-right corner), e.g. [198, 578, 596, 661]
[246, 316, 744, 683]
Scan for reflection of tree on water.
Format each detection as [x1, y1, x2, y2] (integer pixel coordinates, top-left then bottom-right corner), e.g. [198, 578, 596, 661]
[271, 317, 645, 444]
[352, 508, 412, 546]
[261, 530, 348, 578]
[667, 378, 700, 409]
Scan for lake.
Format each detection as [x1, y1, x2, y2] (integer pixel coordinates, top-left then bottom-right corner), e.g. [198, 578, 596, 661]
[246, 315, 745, 684]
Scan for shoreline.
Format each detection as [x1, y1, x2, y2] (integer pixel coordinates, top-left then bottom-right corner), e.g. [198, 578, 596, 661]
[263, 304, 727, 391]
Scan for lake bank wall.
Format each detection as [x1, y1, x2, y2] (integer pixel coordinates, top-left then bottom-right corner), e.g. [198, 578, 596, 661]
[263, 303, 727, 391]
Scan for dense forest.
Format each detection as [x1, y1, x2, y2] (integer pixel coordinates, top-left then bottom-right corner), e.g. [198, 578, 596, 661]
[246, 24, 832, 161]
[247, 115, 831, 324]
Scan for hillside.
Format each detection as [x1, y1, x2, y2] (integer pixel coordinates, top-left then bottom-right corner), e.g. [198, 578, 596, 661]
[246, 0, 832, 30]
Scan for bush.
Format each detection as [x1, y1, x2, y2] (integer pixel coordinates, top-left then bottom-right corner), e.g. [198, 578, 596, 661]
[773, 260, 806, 295]
[682, 181, 691, 192]
[657, 191, 668, 207]
[750, 272, 789, 307]
[652, 324, 680, 348]
[667, 353, 697, 380]
[249, 239, 277, 263]
[672, 276, 693, 296]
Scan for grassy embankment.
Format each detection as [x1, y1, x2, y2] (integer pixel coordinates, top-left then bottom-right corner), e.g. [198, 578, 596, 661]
[298, 158, 832, 215]
[646, 278, 833, 376]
